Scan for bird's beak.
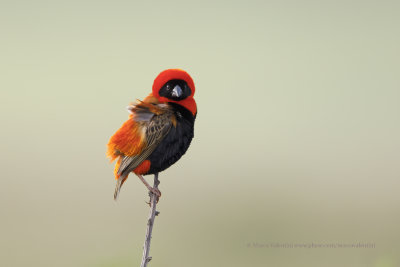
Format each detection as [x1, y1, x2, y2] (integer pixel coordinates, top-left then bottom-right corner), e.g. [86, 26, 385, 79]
[171, 85, 183, 98]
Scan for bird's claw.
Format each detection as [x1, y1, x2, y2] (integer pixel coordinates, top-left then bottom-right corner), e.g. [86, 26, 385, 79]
[147, 187, 161, 206]
[152, 188, 162, 198]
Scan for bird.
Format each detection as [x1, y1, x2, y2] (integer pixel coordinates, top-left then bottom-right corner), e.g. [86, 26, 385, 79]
[107, 69, 197, 201]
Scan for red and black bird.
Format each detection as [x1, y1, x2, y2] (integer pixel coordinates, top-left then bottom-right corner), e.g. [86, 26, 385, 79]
[107, 69, 197, 200]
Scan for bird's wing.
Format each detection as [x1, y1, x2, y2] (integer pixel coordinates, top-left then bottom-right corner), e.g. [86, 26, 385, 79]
[117, 110, 173, 177]
[107, 99, 174, 179]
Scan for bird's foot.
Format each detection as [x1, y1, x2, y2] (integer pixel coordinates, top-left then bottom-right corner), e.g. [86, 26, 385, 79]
[150, 187, 162, 198]
[147, 187, 161, 206]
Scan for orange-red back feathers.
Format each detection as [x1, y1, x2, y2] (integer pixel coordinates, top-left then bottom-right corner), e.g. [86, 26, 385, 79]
[107, 118, 145, 161]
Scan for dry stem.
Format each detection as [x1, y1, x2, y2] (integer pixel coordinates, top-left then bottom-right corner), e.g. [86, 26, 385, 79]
[140, 173, 160, 267]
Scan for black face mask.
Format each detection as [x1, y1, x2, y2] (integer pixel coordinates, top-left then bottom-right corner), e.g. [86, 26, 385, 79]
[158, 79, 192, 101]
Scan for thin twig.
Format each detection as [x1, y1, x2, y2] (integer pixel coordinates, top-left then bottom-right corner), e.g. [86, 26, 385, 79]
[140, 173, 160, 267]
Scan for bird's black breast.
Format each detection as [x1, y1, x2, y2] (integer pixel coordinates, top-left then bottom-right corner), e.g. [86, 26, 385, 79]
[146, 103, 196, 175]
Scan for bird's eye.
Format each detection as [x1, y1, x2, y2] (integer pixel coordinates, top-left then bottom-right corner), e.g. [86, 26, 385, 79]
[166, 84, 171, 90]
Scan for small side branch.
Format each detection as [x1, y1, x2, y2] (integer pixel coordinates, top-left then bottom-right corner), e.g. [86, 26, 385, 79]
[140, 173, 160, 267]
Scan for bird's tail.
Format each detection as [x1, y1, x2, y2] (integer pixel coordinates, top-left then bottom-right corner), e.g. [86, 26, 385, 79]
[114, 176, 127, 200]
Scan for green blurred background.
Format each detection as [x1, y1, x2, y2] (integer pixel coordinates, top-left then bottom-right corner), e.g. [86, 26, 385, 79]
[1, 0, 399, 266]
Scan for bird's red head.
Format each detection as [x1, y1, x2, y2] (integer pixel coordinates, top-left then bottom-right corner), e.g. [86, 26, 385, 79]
[152, 69, 197, 116]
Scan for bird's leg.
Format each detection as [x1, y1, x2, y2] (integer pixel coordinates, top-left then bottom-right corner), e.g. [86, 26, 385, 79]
[136, 174, 162, 199]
